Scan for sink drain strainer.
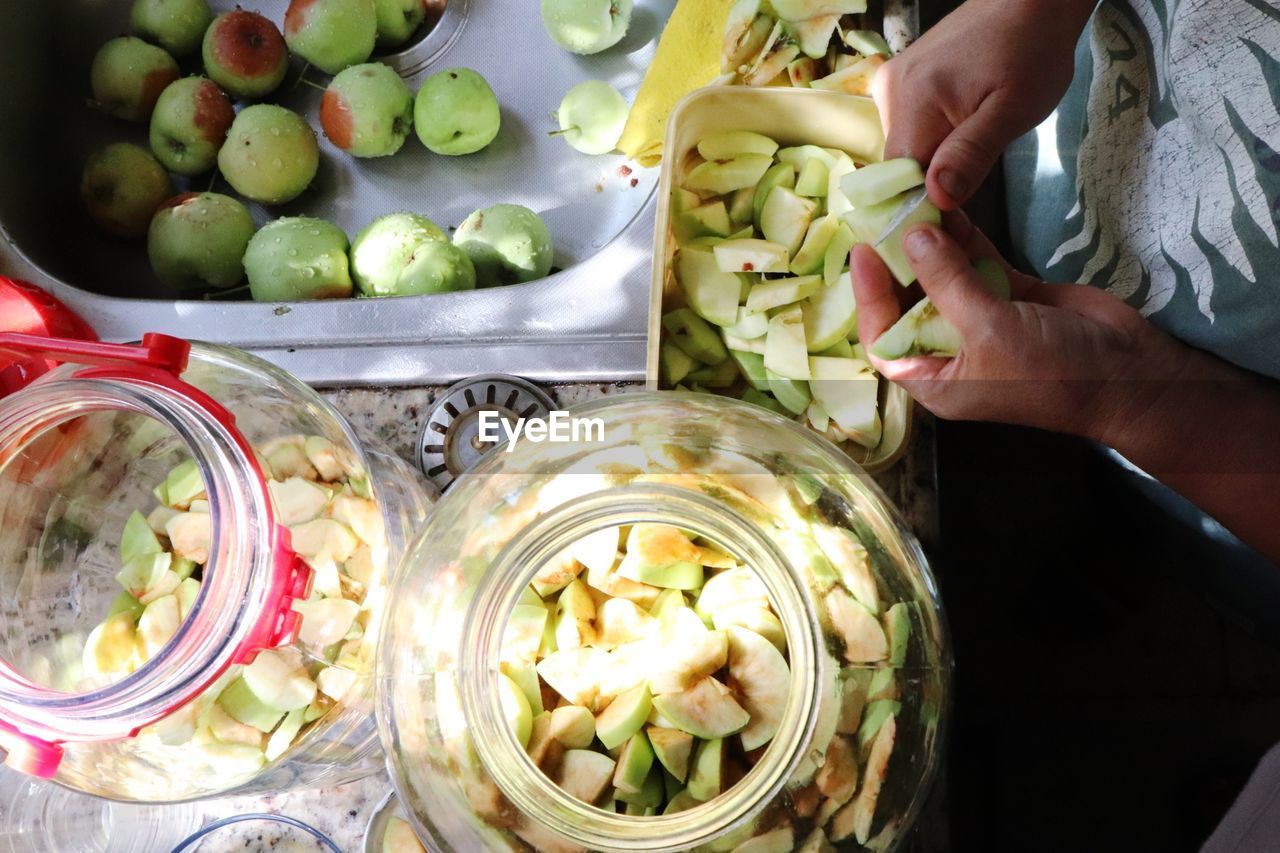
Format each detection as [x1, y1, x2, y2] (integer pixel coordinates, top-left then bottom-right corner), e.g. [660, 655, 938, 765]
[418, 374, 556, 492]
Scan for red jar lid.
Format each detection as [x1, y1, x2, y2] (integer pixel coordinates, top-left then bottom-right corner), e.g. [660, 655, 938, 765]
[0, 278, 97, 394]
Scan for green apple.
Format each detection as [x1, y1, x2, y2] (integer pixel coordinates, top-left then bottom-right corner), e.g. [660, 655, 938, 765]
[321, 63, 414, 158]
[148, 192, 254, 289]
[351, 213, 475, 296]
[685, 736, 724, 801]
[647, 726, 693, 783]
[686, 153, 772, 195]
[414, 68, 501, 156]
[244, 217, 354, 301]
[131, 0, 214, 56]
[150, 77, 235, 175]
[382, 816, 426, 853]
[202, 10, 289, 99]
[453, 204, 553, 287]
[218, 105, 320, 205]
[548, 705, 595, 749]
[612, 730, 655, 794]
[726, 626, 790, 751]
[284, 0, 378, 75]
[540, 0, 632, 55]
[713, 239, 789, 274]
[651, 677, 749, 739]
[839, 158, 925, 208]
[375, 0, 428, 48]
[595, 682, 651, 749]
[553, 749, 615, 805]
[81, 143, 172, 239]
[498, 671, 534, 748]
[556, 80, 628, 156]
[90, 36, 179, 122]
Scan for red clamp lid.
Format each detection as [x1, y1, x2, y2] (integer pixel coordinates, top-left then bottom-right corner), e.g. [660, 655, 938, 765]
[0, 278, 98, 395]
[0, 329, 314, 774]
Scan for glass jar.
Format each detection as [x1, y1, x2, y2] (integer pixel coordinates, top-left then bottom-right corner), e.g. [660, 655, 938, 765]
[378, 393, 949, 852]
[0, 334, 433, 803]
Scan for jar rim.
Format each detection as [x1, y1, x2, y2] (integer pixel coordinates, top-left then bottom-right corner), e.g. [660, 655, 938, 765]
[0, 375, 273, 744]
[458, 483, 822, 852]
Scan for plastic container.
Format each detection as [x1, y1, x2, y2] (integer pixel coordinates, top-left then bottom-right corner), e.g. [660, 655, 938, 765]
[171, 814, 341, 852]
[0, 333, 432, 803]
[377, 393, 948, 852]
[647, 87, 914, 473]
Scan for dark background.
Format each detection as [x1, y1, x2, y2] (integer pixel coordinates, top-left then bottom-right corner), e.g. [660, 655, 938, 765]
[917, 1, 1280, 850]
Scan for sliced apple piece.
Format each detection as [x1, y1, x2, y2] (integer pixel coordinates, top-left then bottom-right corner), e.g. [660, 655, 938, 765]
[526, 711, 560, 766]
[686, 153, 774, 195]
[745, 275, 822, 314]
[825, 588, 888, 662]
[802, 279, 858, 353]
[293, 597, 360, 648]
[788, 56, 820, 86]
[744, 41, 801, 87]
[549, 705, 596, 749]
[714, 239, 790, 274]
[382, 815, 427, 853]
[696, 567, 771, 619]
[648, 726, 694, 782]
[753, 163, 797, 228]
[555, 749, 616, 806]
[665, 789, 703, 814]
[811, 54, 884, 96]
[596, 597, 656, 648]
[844, 191, 942, 286]
[697, 131, 779, 161]
[765, 371, 811, 415]
[686, 736, 725, 801]
[218, 676, 286, 733]
[808, 357, 878, 435]
[649, 611, 729, 693]
[840, 158, 925, 209]
[612, 729, 656, 793]
[732, 827, 795, 853]
[791, 13, 838, 58]
[652, 677, 750, 739]
[885, 602, 911, 667]
[867, 666, 899, 702]
[554, 579, 597, 650]
[836, 667, 872, 734]
[664, 308, 730, 365]
[83, 611, 137, 678]
[822, 222, 856, 289]
[538, 648, 607, 708]
[503, 602, 550, 663]
[835, 713, 896, 844]
[727, 626, 791, 751]
[499, 672, 534, 748]
[857, 698, 900, 749]
[770, 0, 867, 19]
[269, 477, 330, 527]
[134, 593, 181, 663]
[671, 186, 702, 214]
[815, 733, 859, 804]
[677, 201, 733, 243]
[791, 214, 838, 276]
[760, 187, 816, 258]
[764, 306, 810, 381]
[732, 350, 770, 390]
[120, 510, 163, 564]
[811, 524, 879, 613]
[713, 605, 787, 654]
[243, 648, 316, 712]
[844, 28, 892, 57]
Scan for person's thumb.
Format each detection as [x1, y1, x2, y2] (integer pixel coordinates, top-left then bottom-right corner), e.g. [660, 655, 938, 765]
[926, 100, 1006, 209]
[903, 223, 1009, 339]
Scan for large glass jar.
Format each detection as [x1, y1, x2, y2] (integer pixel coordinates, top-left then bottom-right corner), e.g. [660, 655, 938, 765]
[378, 393, 948, 851]
[0, 334, 432, 803]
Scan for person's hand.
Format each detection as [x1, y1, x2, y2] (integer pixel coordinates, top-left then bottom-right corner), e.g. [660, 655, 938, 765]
[871, 0, 1095, 209]
[851, 212, 1192, 441]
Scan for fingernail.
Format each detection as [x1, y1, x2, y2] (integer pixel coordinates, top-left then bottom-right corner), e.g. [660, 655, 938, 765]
[937, 168, 968, 201]
[904, 227, 937, 258]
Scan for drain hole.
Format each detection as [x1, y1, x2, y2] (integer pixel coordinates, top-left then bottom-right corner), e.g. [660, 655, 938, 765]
[428, 421, 448, 435]
[427, 463, 448, 477]
[504, 390, 519, 410]
[519, 403, 540, 419]
[486, 384, 497, 405]
[463, 388, 477, 407]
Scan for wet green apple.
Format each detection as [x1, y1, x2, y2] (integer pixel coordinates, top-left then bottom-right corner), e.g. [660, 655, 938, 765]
[350, 213, 477, 296]
[202, 9, 289, 99]
[414, 68, 500, 156]
[540, 0, 633, 55]
[374, 0, 427, 48]
[453, 204, 554, 288]
[81, 143, 173, 239]
[218, 105, 320, 205]
[90, 36, 180, 122]
[147, 192, 255, 290]
[150, 77, 235, 175]
[245, 217, 354, 301]
[320, 63, 414, 158]
[284, 0, 378, 75]
[131, 0, 214, 57]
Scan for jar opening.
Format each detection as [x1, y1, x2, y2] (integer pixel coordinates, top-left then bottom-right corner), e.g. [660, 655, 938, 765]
[0, 378, 268, 745]
[459, 484, 821, 852]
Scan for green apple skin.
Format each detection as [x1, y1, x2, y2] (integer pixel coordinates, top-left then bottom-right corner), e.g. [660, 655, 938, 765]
[202, 10, 290, 99]
[150, 77, 235, 175]
[245, 217, 354, 302]
[131, 0, 214, 57]
[284, 0, 378, 75]
[81, 143, 173, 239]
[218, 105, 320, 205]
[320, 64, 414, 158]
[374, 0, 427, 48]
[414, 68, 501, 156]
[351, 213, 477, 296]
[90, 37, 180, 122]
[540, 0, 633, 55]
[147, 192, 255, 289]
[453, 204, 554, 288]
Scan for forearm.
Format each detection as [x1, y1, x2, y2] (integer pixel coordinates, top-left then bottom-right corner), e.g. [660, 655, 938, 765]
[1013, 0, 1098, 35]
[1093, 346, 1280, 565]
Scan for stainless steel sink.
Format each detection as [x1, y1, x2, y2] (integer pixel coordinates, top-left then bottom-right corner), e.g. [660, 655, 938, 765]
[0, 0, 917, 387]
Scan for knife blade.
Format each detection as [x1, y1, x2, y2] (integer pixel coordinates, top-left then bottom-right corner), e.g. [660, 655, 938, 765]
[874, 186, 929, 248]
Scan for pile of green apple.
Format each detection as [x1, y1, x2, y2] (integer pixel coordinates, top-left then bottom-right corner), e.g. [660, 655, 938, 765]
[721, 0, 892, 93]
[74, 433, 387, 781]
[78, 0, 576, 299]
[487, 513, 909, 848]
